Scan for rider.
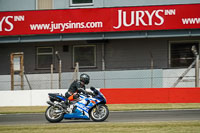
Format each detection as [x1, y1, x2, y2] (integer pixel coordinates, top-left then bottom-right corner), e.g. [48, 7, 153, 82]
[64, 73, 92, 107]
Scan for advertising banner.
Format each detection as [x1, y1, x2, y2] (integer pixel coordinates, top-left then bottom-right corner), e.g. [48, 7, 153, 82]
[0, 4, 200, 36]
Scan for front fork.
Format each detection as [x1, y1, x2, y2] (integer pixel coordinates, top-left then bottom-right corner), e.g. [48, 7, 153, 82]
[93, 104, 100, 114]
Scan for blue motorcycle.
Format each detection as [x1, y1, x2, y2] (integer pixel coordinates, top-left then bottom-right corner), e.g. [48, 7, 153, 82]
[45, 87, 109, 122]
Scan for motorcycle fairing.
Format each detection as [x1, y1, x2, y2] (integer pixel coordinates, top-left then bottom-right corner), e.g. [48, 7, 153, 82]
[64, 108, 89, 119]
[56, 95, 66, 101]
[63, 96, 100, 119]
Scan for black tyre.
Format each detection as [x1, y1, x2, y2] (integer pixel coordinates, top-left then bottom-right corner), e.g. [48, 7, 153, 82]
[90, 104, 109, 122]
[45, 106, 64, 123]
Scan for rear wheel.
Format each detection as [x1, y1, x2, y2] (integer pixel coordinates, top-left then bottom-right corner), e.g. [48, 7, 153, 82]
[45, 106, 64, 123]
[90, 104, 109, 122]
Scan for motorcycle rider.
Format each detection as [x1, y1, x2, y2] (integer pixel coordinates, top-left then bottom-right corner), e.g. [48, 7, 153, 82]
[64, 73, 92, 108]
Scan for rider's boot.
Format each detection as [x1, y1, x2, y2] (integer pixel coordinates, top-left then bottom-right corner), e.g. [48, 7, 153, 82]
[62, 100, 69, 109]
[63, 100, 73, 113]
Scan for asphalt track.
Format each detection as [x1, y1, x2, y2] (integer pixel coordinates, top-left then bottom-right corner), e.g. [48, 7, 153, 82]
[0, 109, 200, 125]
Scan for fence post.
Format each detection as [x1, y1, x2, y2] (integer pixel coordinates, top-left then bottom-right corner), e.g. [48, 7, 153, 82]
[150, 52, 154, 88]
[75, 62, 79, 80]
[58, 60, 62, 89]
[51, 64, 53, 89]
[192, 45, 199, 87]
[55, 51, 62, 89]
[102, 43, 106, 88]
[195, 55, 199, 87]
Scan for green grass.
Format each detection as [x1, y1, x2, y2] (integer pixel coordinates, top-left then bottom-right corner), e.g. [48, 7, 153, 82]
[0, 106, 47, 114]
[0, 103, 200, 114]
[0, 121, 200, 133]
[108, 103, 200, 111]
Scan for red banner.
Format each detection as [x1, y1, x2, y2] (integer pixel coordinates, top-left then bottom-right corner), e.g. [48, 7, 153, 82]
[0, 4, 200, 36]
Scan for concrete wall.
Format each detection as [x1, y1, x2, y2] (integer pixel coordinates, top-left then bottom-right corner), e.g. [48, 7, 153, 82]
[0, 89, 66, 106]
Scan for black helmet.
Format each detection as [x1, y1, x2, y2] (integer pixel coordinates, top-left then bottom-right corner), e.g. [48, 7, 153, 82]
[80, 73, 90, 85]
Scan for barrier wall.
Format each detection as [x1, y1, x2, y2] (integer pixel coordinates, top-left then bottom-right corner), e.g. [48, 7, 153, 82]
[100, 88, 200, 104]
[0, 89, 66, 106]
[0, 87, 200, 106]
[0, 89, 93, 107]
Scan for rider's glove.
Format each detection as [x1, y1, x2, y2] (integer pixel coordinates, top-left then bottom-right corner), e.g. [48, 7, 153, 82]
[90, 86, 95, 91]
[73, 94, 80, 99]
[87, 91, 91, 95]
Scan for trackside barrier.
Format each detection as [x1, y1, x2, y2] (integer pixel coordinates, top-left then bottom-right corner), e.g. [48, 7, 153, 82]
[0, 89, 67, 106]
[0, 89, 96, 107]
[0, 88, 200, 106]
[100, 88, 200, 104]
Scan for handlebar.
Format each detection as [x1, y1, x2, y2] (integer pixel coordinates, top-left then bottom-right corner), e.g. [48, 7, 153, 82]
[90, 87, 99, 95]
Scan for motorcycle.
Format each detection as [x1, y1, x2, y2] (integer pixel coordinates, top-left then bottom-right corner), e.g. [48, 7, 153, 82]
[45, 87, 109, 122]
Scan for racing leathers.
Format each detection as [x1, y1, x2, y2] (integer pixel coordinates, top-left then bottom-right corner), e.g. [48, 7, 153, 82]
[65, 80, 87, 102]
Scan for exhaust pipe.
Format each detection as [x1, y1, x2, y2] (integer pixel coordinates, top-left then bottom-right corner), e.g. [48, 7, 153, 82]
[47, 101, 55, 106]
[47, 101, 61, 108]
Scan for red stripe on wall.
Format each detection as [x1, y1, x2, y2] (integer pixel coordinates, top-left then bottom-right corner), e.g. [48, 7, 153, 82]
[169, 88, 200, 103]
[100, 88, 200, 104]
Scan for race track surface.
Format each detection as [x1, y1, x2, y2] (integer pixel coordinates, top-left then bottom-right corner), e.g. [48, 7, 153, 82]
[0, 109, 200, 125]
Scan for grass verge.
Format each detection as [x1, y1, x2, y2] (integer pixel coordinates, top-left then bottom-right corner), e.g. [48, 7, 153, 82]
[0, 121, 200, 133]
[0, 103, 200, 114]
[108, 103, 200, 111]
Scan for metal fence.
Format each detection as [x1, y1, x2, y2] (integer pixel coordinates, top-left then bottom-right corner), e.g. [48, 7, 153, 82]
[0, 67, 198, 91]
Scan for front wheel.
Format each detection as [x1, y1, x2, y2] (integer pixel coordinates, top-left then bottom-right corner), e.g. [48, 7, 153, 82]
[90, 104, 109, 122]
[45, 106, 64, 123]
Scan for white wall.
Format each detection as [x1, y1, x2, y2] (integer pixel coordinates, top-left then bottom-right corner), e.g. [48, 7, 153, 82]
[0, 88, 96, 107]
[0, 89, 66, 107]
